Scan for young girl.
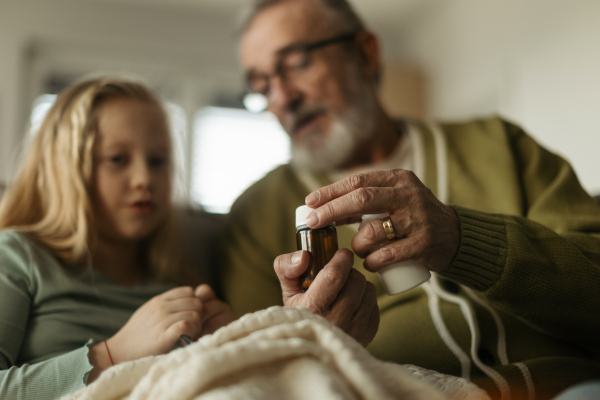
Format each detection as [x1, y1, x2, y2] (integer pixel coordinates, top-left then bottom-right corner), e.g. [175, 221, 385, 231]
[0, 77, 235, 399]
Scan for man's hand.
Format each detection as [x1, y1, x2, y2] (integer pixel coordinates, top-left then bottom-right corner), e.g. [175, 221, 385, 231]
[304, 169, 460, 273]
[274, 248, 379, 347]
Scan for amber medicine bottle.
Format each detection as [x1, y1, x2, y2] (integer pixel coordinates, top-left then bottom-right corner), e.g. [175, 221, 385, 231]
[296, 205, 338, 291]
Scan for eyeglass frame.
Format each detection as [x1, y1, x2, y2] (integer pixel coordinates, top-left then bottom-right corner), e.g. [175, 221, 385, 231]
[242, 31, 360, 111]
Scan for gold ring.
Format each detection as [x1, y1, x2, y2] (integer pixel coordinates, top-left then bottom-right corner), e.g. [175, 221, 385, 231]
[382, 216, 397, 241]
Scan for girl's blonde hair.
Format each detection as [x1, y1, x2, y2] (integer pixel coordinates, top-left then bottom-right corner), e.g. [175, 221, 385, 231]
[0, 76, 199, 285]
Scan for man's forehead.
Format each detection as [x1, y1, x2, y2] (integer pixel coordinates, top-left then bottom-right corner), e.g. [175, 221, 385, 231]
[240, 0, 335, 70]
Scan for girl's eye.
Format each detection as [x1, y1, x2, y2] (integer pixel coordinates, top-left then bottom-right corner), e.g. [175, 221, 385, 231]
[149, 157, 166, 167]
[110, 155, 126, 164]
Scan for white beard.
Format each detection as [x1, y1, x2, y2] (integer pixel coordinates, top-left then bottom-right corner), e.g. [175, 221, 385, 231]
[290, 86, 376, 173]
[291, 117, 361, 172]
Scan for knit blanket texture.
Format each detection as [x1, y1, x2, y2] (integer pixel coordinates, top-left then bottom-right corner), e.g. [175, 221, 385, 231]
[61, 306, 489, 400]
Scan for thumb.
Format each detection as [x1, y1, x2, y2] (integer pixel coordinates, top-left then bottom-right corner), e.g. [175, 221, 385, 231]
[195, 284, 216, 301]
[273, 251, 309, 301]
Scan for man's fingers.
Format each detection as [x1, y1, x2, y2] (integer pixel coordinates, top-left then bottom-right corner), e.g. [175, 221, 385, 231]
[333, 216, 363, 226]
[274, 250, 310, 300]
[307, 187, 401, 229]
[351, 210, 413, 257]
[351, 218, 388, 258]
[274, 251, 309, 280]
[347, 281, 379, 346]
[363, 237, 420, 272]
[305, 170, 408, 208]
[368, 303, 380, 344]
[366, 283, 381, 346]
[303, 248, 354, 313]
[327, 269, 367, 329]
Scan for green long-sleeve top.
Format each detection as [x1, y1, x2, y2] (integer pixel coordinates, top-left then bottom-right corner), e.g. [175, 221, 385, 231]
[221, 117, 600, 400]
[0, 230, 175, 400]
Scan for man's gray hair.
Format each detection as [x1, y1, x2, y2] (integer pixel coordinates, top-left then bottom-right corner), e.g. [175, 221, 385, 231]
[237, 0, 365, 36]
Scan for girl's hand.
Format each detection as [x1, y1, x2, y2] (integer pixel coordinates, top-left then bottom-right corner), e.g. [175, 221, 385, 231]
[88, 286, 203, 382]
[195, 284, 236, 335]
[106, 286, 204, 363]
[87, 285, 234, 383]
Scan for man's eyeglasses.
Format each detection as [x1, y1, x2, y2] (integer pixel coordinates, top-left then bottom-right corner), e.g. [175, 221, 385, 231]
[242, 31, 359, 113]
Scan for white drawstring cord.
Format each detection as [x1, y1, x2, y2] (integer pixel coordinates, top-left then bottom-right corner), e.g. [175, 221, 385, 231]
[421, 281, 472, 380]
[514, 363, 536, 400]
[462, 287, 509, 365]
[430, 275, 512, 400]
[428, 122, 449, 204]
[463, 288, 535, 400]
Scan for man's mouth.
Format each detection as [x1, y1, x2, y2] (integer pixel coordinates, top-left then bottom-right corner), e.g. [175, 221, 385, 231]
[291, 111, 325, 138]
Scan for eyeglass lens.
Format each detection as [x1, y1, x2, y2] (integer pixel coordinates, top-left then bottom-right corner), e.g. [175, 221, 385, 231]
[243, 32, 358, 112]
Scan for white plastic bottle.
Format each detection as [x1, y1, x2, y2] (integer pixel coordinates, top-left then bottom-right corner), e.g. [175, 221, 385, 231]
[359, 214, 431, 295]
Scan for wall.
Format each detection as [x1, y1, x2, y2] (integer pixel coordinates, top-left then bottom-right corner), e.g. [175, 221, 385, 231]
[400, 0, 600, 194]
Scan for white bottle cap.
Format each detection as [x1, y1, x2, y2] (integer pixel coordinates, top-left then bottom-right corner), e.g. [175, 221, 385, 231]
[296, 205, 314, 228]
[359, 214, 431, 295]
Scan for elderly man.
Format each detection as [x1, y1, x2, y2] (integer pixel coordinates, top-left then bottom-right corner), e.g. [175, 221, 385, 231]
[221, 0, 600, 398]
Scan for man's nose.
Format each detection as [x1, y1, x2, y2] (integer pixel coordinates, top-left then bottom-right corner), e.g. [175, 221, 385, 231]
[268, 75, 302, 114]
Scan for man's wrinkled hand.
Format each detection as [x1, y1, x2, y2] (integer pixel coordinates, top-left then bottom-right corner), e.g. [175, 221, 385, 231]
[304, 169, 460, 273]
[274, 248, 379, 347]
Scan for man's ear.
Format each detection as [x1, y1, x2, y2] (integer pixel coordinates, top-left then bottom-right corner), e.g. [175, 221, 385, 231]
[355, 30, 381, 84]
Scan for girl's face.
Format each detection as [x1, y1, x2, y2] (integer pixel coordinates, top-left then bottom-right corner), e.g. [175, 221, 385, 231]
[92, 97, 172, 244]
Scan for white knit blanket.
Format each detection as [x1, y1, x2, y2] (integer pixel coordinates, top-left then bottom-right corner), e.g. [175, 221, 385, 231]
[62, 307, 489, 400]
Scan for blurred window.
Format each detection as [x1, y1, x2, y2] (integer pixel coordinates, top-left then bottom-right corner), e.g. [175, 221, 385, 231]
[190, 107, 290, 213]
[163, 102, 188, 198]
[30, 94, 58, 135]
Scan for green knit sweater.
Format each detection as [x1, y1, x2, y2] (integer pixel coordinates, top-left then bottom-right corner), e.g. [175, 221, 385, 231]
[221, 117, 600, 400]
[0, 230, 175, 400]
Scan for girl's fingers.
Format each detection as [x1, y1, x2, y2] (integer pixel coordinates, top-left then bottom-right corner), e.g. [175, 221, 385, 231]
[162, 297, 203, 314]
[201, 306, 237, 335]
[159, 286, 195, 300]
[163, 310, 203, 340]
[195, 284, 216, 302]
[201, 299, 231, 322]
[165, 320, 197, 343]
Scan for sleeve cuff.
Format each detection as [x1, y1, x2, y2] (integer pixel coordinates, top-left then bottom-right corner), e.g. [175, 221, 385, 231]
[81, 339, 95, 386]
[438, 206, 508, 291]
